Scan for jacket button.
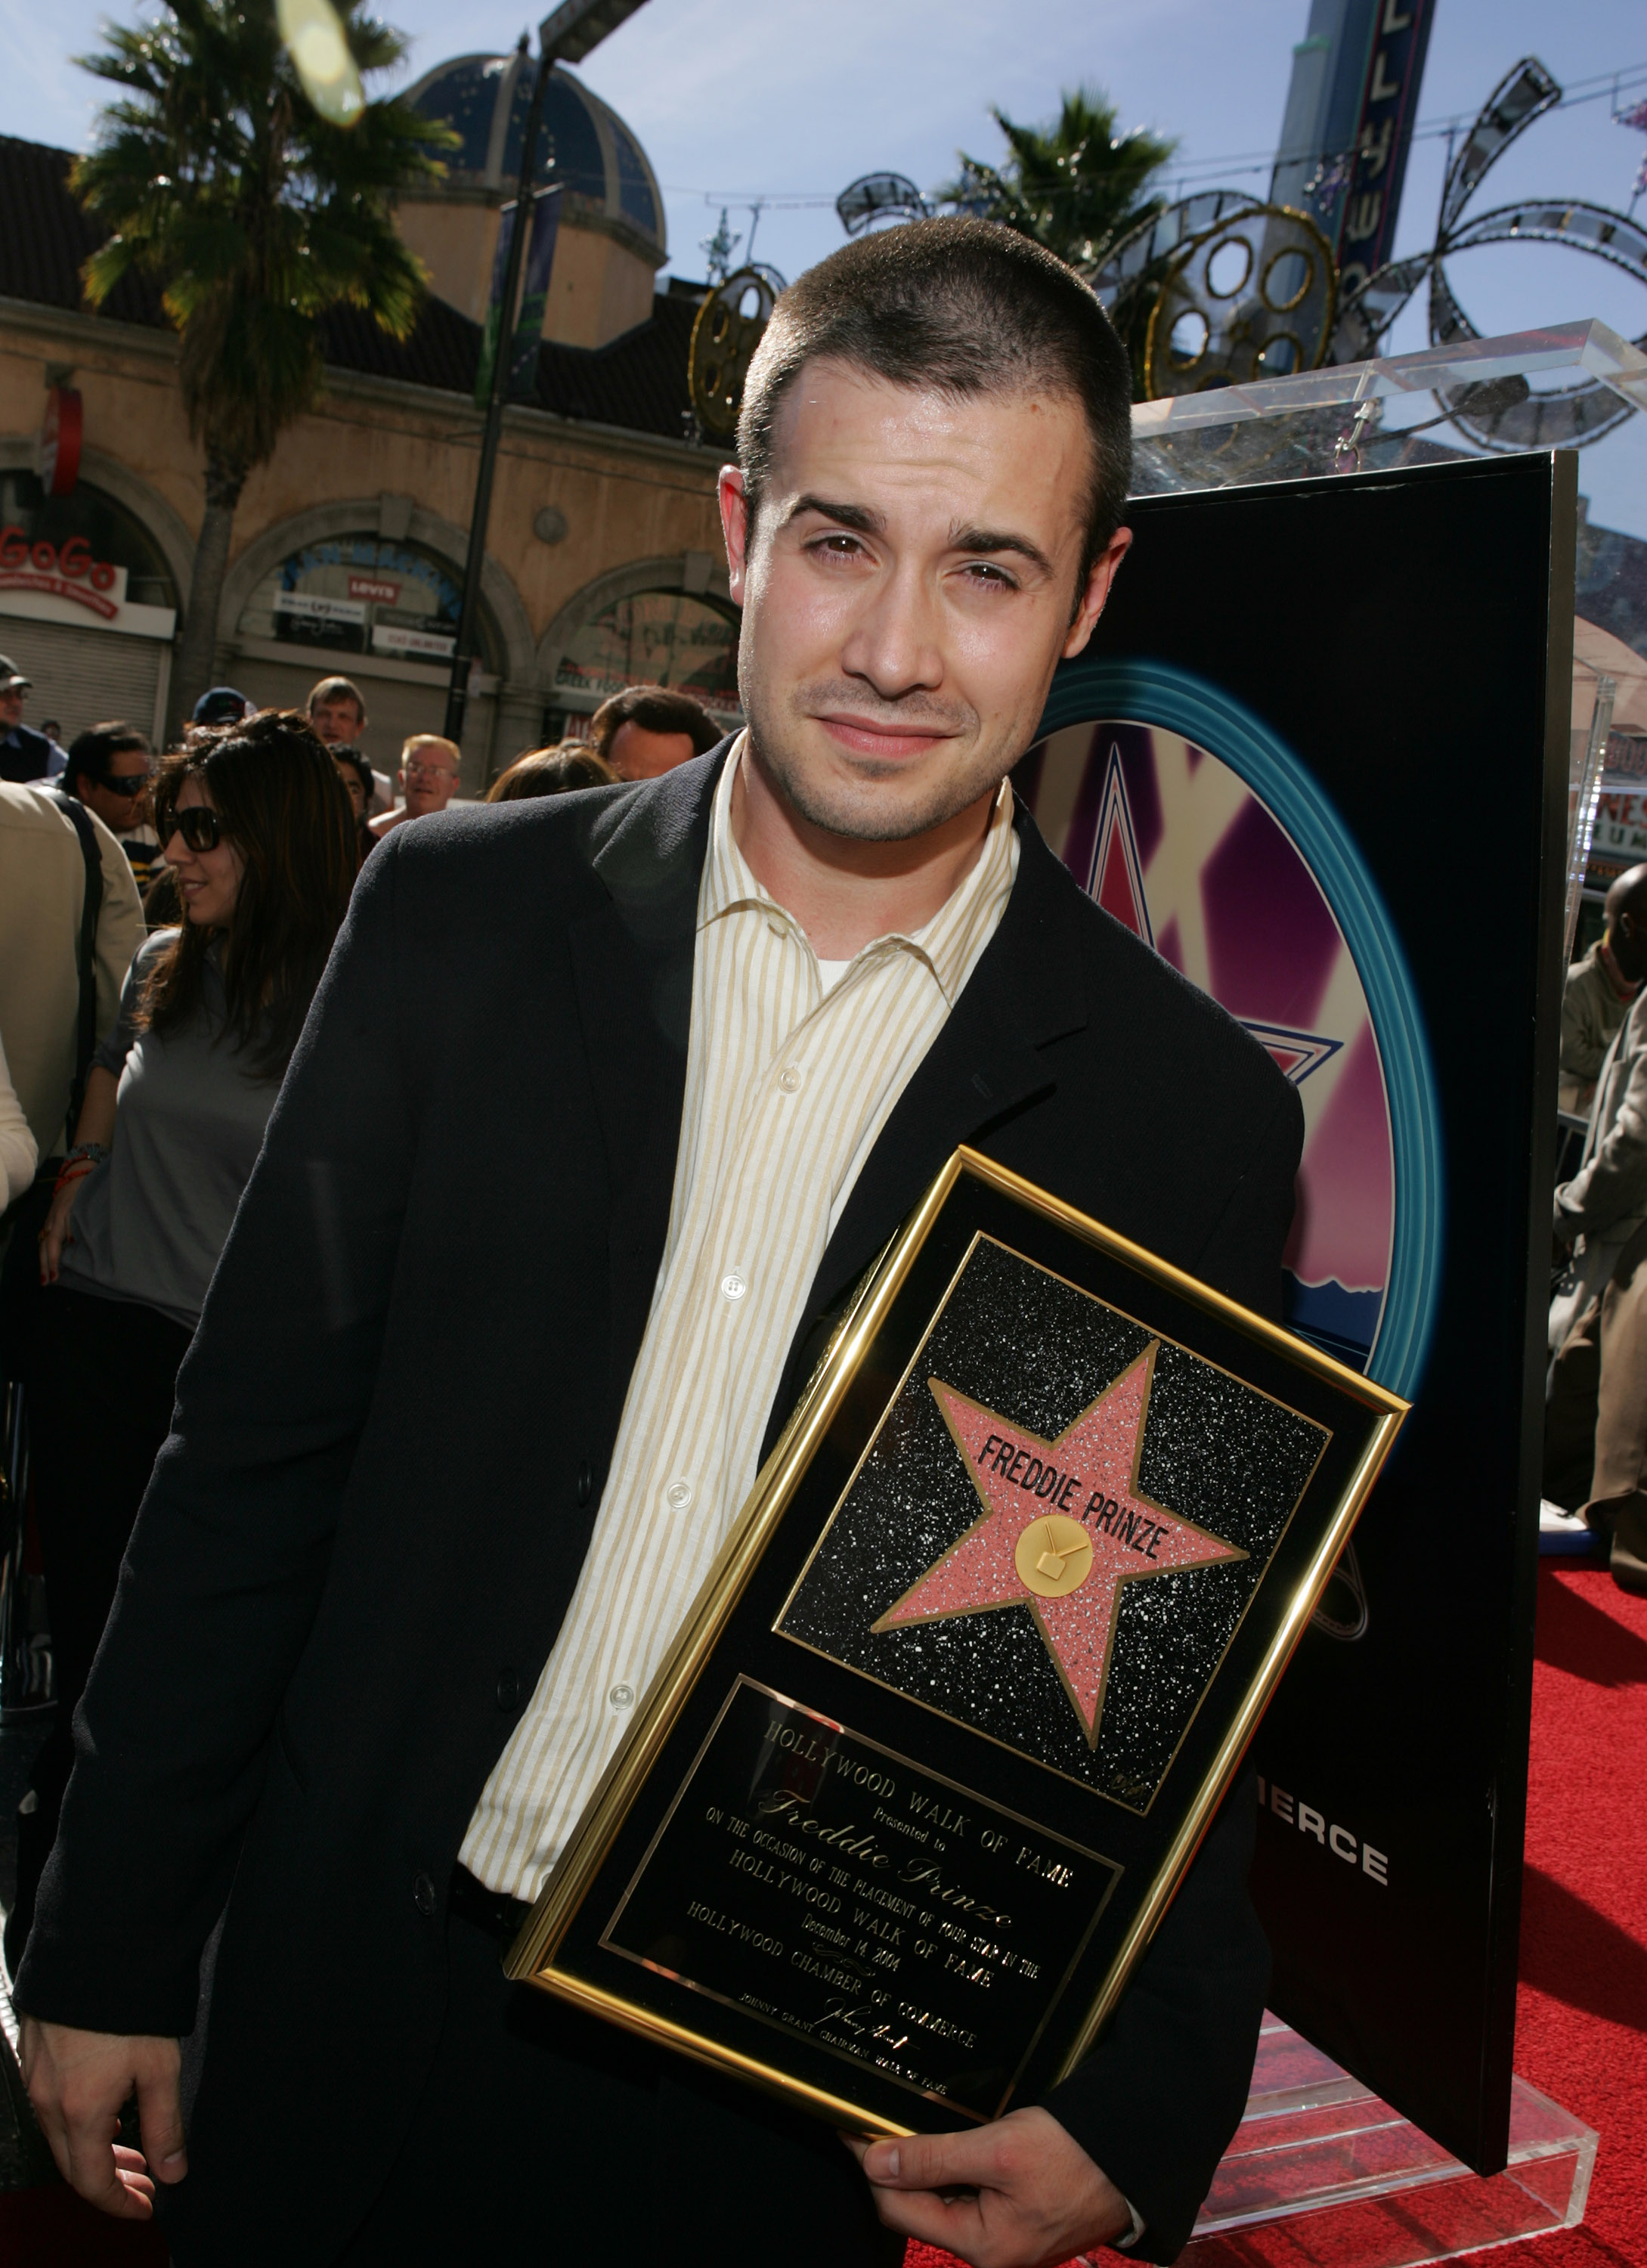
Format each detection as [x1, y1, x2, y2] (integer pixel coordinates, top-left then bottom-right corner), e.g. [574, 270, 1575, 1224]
[496, 1667, 522, 1712]
[412, 1870, 438, 1916]
[576, 1461, 594, 1507]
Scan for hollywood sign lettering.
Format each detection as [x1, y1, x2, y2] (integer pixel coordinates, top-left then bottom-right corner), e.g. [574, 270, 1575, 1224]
[0, 529, 122, 621]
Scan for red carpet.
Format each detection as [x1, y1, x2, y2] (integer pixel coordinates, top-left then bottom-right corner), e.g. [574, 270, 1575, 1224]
[911, 1560, 1647, 2268]
[7, 1564, 1642, 2266]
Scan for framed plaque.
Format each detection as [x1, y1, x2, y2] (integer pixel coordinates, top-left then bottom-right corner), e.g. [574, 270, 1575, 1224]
[507, 1148, 1406, 2134]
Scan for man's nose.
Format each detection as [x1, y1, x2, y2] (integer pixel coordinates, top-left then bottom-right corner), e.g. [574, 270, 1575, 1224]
[839, 562, 945, 699]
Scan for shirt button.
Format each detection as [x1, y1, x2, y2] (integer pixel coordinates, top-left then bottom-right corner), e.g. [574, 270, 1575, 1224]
[496, 1668, 522, 1712]
[664, 1478, 694, 1511]
[576, 1461, 594, 1506]
[777, 1064, 803, 1095]
[412, 1870, 438, 1916]
[720, 1270, 746, 1302]
[609, 1682, 635, 1712]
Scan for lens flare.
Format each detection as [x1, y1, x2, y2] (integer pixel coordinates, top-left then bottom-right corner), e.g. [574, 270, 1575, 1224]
[276, 0, 364, 125]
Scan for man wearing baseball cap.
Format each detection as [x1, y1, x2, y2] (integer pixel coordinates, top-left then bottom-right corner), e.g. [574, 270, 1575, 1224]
[190, 687, 253, 730]
[0, 658, 68, 785]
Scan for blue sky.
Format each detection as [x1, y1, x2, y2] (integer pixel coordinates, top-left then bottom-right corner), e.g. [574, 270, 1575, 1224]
[8, 0, 1647, 299]
[8, 0, 1647, 519]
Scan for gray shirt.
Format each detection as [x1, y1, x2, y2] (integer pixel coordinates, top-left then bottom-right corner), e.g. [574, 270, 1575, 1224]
[60, 933, 280, 1328]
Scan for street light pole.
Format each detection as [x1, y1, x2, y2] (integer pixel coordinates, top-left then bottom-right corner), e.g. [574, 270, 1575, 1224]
[442, 0, 652, 751]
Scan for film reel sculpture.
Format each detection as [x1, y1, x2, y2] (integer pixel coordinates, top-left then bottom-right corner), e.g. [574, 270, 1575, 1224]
[688, 267, 782, 442]
[1088, 193, 1336, 395]
[1144, 206, 1337, 395]
[1333, 57, 1647, 450]
[1088, 54, 1647, 448]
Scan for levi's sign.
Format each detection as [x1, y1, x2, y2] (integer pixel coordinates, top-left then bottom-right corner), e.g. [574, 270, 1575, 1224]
[0, 530, 127, 619]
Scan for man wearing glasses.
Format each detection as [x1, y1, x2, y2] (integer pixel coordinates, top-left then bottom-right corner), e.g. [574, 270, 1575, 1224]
[63, 725, 159, 893]
[369, 733, 463, 841]
[0, 657, 68, 785]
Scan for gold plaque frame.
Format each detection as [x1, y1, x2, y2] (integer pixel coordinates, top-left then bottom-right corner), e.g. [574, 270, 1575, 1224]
[506, 1148, 1406, 2136]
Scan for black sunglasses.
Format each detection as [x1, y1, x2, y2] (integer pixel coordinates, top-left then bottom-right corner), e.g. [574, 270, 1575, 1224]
[91, 768, 153, 798]
[163, 806, 234, 854]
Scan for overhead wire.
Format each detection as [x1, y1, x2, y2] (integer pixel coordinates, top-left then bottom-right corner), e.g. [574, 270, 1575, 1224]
[658, 55, 1647, 212]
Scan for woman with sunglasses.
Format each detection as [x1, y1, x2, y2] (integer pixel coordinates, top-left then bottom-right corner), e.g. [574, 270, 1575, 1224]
[11, 711, 355, 1966]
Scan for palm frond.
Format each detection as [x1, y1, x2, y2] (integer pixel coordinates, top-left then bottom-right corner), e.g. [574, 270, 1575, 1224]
[73, 0, 442, 472]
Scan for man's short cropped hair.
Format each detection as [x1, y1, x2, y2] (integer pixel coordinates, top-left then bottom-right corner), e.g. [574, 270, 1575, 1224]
[307, 675, 367, 730]
[737, 216, 1134, 589]
[590, 685, 723, 765]
[65, 720, 149, 793]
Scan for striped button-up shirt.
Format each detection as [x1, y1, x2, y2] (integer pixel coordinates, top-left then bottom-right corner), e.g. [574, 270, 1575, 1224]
[460, 741, 1020, 1900]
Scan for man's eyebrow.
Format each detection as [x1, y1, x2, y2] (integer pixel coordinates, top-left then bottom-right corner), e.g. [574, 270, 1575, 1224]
[949, 525, 1056, 577]
[785, 494, 885, 534]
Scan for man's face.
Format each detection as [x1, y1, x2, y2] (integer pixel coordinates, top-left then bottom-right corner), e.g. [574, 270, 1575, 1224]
[75, 743, 153, 831]
[719, 361, 1129, 844]
[401, 745, 460, 816]
[607, 722, 700, 781]
[310, 697, 363, 747]
[333, 755, 368, 821]
[0, 684, 23, 732]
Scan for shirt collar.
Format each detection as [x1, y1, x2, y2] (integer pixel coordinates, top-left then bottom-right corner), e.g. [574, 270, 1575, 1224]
[698, 733, 1017, 1007]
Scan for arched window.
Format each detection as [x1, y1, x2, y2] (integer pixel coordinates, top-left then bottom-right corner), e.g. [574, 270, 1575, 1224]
[237, 534, 500, 673]
[553, 589, 738, 709]
[0, 470, 178, 611]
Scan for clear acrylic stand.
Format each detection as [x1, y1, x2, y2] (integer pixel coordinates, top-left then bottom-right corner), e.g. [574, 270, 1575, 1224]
[1182, 2015, 1597, 2265]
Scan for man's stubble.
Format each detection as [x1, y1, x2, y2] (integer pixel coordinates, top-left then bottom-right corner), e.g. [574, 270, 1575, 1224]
[738, 659, 1015, 847]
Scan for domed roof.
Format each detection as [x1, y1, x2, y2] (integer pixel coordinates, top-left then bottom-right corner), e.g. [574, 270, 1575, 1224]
[405, 52, 666, 262]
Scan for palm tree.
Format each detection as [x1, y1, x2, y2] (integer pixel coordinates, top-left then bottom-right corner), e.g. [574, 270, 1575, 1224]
[73, 0, 454, 722]
[944, 86, 1177, 273]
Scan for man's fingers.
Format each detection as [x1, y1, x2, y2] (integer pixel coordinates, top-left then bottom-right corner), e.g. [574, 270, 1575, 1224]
[111, 2145, 156, 2204]
[60, 2115, 154, 2221]
[861, 2127, 1004, 2192]
[863, 2181, 988, 2251]
[135, 2052, 187, 2183]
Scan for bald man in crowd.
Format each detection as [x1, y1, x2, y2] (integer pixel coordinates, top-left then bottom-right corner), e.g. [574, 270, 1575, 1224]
[1559, 866, 1646, 1115]
[1549, 862, 1647, 1588]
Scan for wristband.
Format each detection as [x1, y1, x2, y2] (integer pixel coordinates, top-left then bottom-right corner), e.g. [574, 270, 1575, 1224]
[63, 1141, 111, 1170]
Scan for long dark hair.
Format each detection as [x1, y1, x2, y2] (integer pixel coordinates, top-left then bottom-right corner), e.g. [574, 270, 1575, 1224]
[144, 710, 357, 1079]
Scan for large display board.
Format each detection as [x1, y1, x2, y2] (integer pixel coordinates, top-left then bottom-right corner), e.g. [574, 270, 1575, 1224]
[1018, 452, 1573, 2172]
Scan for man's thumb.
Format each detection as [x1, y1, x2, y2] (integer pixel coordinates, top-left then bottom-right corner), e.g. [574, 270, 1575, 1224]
[135, 2055, 187, 2181]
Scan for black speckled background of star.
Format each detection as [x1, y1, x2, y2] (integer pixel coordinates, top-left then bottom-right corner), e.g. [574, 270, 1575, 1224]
[779, 1238, 1327, 1809]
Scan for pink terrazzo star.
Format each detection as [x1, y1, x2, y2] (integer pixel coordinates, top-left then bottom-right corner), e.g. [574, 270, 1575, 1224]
[873, 1346, 1246, 1747]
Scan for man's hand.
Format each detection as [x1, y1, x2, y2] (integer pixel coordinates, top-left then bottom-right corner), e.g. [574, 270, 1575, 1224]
[844, 2104, 1132, 2266]
[19, 2018, 185, 2219]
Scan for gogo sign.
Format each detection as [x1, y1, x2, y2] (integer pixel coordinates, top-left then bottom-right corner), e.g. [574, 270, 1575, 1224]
[0, 529, 125, 620]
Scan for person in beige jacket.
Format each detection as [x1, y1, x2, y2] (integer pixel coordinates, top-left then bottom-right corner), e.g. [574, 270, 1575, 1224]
[1558, 866, 1646, 1114]
[0, 780, 144, 1167]
[1549, 916, 1647, 1588]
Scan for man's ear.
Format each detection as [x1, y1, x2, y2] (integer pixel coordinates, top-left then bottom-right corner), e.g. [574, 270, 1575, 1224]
[720, 466, 752, 606]
[1062, 526, 1134, 662]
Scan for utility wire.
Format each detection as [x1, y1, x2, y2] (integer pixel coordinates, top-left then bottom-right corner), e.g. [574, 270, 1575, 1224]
[661, 54, 1647, 211]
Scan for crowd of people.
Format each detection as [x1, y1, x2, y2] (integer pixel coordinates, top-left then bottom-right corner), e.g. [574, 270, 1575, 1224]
[0, 657, 726, 1965]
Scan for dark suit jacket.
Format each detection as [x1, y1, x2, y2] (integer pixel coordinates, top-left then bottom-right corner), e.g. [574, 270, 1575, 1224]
[0, 723, 52, 784]
[18, 747, 1302, 2264]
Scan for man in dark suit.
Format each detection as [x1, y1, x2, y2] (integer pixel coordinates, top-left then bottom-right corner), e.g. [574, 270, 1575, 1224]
[0, 655, 67, 783]
[19, 220, 1299, 2266]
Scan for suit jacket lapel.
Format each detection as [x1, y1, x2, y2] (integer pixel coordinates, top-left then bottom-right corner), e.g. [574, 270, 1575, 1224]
[762, 813, 1088, 1450]
[567, 743, 726, 1434]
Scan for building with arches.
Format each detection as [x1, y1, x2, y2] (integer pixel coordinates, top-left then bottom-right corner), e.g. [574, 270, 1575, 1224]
[0, 95, 739, 790]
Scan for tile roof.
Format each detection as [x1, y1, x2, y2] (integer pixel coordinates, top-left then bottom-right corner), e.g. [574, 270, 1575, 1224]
[0, 133, 701, 445]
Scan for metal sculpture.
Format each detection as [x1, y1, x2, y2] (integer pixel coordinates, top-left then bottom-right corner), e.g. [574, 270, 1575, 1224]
[1333, 58, 1647, 448]
[835, 172, 932, 237]
[688, 266, 780, 441]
